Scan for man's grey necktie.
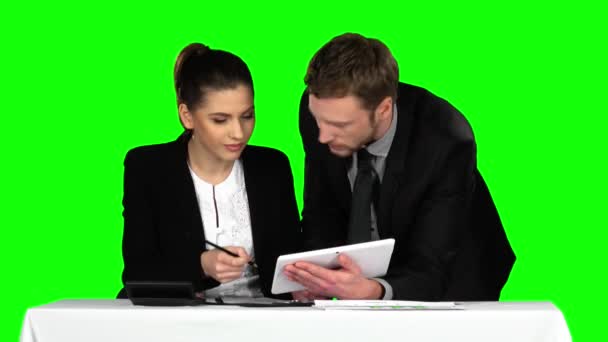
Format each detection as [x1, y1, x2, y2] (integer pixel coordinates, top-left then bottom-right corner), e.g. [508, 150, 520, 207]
[347, 149, 379, 244]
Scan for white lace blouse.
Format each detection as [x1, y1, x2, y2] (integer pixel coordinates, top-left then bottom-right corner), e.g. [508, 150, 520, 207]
[188, 159, 263, 298]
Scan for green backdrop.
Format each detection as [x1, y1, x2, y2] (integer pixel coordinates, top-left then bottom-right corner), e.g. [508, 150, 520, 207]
[1, 1, 606, 340]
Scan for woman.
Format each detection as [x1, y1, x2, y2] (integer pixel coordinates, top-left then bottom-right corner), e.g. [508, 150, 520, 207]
[117, 43, 300, 299]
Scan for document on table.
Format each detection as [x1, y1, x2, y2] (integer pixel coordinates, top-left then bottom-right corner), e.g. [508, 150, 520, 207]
[314, 300, 463, 310]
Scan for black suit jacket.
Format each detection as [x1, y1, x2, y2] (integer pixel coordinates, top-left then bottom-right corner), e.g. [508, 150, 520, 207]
[299, 83, 515, 300]
[117, 132, 301, 298]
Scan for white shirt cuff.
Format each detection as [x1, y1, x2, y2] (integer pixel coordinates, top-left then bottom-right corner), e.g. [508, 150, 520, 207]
[372, 278, 393, 300]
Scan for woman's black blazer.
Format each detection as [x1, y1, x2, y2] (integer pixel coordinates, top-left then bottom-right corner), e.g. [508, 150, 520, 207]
[117, 132, 301, 298]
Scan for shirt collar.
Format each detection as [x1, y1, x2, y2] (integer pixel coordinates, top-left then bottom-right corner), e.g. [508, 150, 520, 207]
[366, 103, 398, 158]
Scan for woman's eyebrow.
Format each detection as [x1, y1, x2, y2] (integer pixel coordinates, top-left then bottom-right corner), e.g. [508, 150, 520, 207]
[208, 106, 255, 116]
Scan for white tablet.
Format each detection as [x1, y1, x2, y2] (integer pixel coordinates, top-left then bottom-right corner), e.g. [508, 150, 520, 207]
[271, 239, 395, 294]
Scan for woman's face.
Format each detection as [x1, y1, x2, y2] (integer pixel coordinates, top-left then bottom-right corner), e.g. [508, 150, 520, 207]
[182, 84, 255, 163]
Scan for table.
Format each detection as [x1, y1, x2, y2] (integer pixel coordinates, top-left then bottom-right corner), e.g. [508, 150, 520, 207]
[20, 300, 571, 342]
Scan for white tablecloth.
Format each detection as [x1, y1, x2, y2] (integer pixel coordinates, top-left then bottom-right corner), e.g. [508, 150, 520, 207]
[20, 300, 571, 342]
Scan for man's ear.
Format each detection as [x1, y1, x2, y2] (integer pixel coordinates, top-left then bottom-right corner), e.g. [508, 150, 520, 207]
[178, 103, 194, 129]
[376, 96, 393, 120]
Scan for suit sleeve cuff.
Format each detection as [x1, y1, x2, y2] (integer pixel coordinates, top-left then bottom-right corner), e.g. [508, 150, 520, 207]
[373, 278, 393, 300]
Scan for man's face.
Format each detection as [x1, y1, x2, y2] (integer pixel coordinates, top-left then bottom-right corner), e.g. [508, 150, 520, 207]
[308, 94, 378, 157]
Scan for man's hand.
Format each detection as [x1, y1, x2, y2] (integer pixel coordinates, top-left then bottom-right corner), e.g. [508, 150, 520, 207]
[200, 246, 250, 283]
[284, 254, 384, 299]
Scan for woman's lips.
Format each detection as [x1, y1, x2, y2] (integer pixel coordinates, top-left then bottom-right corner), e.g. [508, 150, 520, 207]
[225, 144, 244, 152]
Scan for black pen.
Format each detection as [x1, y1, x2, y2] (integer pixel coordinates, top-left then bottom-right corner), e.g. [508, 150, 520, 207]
[205, 240, 258, 268]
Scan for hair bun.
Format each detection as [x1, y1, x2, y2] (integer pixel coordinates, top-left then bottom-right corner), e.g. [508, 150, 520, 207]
[174, 43, 210, 96]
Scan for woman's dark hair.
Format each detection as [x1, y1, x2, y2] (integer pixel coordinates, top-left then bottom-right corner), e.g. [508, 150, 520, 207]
[174, 43, 253, 111]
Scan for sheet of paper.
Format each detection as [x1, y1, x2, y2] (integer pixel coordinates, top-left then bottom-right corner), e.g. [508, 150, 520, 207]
[314, 300, 462, 310]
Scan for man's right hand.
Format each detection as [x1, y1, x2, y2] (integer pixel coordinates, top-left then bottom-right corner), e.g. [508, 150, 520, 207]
[200, 246, 250, 283]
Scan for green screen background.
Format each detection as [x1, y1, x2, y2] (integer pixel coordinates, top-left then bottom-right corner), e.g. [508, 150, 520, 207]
[1, 1, 606, 340]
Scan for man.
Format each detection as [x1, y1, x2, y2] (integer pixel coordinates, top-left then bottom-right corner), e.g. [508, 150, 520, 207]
[284, 33, 515, 301]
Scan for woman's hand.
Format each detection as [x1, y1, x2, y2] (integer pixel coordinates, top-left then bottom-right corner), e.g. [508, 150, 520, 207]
[200, 246, 251, 283]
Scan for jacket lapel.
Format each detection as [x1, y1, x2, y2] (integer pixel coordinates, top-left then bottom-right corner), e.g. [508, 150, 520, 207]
[240, 147, 266, 257]
[377, 86, 415, 238]
[169, 131, 207, 247]
[327, 154, 352, 215]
